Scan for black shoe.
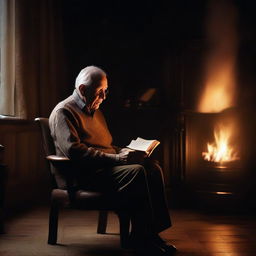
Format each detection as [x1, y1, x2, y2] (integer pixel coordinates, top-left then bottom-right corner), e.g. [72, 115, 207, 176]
[129, 235, 176, 256]
[152, 234, 177, 254]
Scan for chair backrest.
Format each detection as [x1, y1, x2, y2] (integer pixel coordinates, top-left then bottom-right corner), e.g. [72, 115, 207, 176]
[35, 117, 56, 156]
[35, 117, 58, 182]
[35, 117, 72, 189]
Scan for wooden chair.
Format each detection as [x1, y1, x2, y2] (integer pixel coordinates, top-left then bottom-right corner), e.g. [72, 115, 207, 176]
[35, 118, 130, 247]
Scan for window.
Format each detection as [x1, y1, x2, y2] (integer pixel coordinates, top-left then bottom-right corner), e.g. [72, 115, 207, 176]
[0, 0, 3, 93]
[0, 0, 16, 116]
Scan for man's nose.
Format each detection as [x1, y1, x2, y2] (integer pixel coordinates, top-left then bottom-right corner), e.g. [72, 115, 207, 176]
[100, 92, 105, 100]
[100, 90, 107, 100]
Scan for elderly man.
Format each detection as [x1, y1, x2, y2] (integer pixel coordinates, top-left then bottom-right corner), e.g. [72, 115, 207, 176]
[49, 66, 176, 255]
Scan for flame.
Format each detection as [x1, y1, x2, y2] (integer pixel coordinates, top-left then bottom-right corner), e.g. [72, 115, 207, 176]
[202, 124, 239, 163]
[198, 2, 240, 164]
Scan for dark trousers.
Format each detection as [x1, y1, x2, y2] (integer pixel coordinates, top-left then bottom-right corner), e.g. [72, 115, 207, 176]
[90, 159, 171, 236]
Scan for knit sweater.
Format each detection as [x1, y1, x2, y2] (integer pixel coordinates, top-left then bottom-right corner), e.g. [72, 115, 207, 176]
[49, 90, 121, 165]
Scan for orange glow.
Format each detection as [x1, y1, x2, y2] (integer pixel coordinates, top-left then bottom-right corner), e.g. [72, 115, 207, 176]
[197, 1, 238, 113]
[202, 123, 239, 163]
[198, 61, 236, 112]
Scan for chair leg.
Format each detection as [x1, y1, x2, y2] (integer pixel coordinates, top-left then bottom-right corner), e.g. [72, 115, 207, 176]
[48, 204, 59, 245]
[117, 213, 130, 248]
[0, 164, 6, 234]
[97, 210, 108, 234]
[0, 209, 4, 234]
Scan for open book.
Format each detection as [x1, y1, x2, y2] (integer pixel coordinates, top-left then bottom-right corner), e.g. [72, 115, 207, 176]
[126, 137, 160, 157]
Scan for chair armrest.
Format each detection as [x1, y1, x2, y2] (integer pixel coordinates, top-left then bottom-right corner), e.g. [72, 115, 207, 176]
[46, 155, 70, 162]
[46, 155, 73, 179]
[46, 155, 71, 170]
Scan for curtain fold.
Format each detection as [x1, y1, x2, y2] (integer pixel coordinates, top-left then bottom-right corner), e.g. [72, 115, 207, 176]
[0, 0, 16, 116]
[1, 0, 67, 119]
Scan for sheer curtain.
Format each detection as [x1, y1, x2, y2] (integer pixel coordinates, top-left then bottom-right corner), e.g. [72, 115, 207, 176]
[0, 0, 67, 119]
[0, 0, 16, 116]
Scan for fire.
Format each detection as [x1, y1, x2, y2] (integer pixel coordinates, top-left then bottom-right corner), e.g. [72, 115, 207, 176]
[198, 2, 240, 164]
[202, 124, 239, 163]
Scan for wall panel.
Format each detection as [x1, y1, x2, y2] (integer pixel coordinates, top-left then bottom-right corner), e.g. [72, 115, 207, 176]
[0, 118, 50, 214]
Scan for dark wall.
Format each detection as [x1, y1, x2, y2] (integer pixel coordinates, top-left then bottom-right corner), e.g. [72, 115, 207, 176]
[61, 0, 206, 103]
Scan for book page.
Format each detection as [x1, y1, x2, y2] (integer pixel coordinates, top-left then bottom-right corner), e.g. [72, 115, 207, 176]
[127, 137, 160, 153]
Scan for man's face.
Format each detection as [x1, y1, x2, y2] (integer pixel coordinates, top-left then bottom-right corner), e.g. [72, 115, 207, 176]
[83, 76, 108, 111]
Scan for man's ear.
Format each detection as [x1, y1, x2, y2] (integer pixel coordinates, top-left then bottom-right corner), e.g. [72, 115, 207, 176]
[78, 84, 86, 97]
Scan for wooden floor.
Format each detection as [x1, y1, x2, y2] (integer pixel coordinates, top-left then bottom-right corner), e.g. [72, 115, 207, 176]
[1, 206, 256, 256]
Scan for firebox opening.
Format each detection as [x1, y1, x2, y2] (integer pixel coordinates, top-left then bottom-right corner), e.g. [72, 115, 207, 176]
[184, 109, 247, 210]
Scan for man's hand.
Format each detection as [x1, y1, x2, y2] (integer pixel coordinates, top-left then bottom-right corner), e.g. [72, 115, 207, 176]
[127, 150, 147, 164]
[118, 148, 147, 164]
[117, 148, 133, 163]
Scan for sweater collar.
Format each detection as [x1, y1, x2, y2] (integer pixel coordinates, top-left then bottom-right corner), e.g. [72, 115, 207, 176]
[72, 89, 95, 116]
[72, 89, 86, 110]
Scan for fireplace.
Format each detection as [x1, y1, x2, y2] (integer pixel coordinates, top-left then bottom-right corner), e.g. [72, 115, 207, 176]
[183, 108, 251, 209]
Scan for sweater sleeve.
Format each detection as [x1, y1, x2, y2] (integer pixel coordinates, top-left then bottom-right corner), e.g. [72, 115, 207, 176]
[51, 108, 121, 164]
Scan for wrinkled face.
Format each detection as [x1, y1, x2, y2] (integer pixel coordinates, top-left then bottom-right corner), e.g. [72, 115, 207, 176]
[80, 76, 108, 111]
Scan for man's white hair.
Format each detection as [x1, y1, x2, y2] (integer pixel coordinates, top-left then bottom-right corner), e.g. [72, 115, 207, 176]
[75, 66, 106, 90]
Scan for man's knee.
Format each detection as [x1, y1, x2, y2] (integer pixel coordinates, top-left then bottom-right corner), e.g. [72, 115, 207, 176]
[144, 159, 163, 177]
[129, 164, 147, 178]
[115, 164, 147, 184]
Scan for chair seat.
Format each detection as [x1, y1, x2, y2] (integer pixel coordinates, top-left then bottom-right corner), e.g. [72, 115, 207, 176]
[51, 189, 117, 210]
